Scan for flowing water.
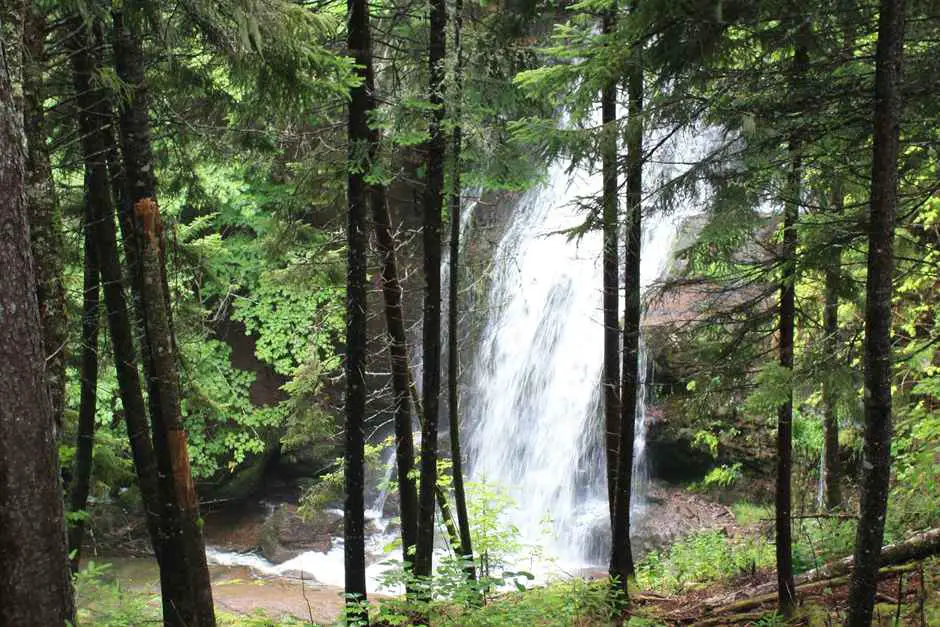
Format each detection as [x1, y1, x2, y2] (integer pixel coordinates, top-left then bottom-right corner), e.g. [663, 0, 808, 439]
[463, 126, 720, 570]
[205, 127, 721, 591]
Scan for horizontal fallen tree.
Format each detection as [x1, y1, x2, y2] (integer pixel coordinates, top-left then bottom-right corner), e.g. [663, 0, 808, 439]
[700, 527, 940, 611]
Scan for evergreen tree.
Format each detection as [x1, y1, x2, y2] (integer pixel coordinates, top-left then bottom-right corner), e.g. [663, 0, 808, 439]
[345, 0, 371, 617]
[447, 0, 476, 582]
[846, 0, 906, 622]
[68, 219, 100, 573]
[612, 17, 642, 592]
[415, 0, 448, 581]
[0, 3, 74, 621]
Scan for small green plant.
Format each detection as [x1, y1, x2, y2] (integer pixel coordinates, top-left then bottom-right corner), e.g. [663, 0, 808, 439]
[74, 561, 161, 626]
[636, 530, 774, 593]
[694, 463, 743, 491]
[752, 610, 786, 626]
[730, 501, 772, 526]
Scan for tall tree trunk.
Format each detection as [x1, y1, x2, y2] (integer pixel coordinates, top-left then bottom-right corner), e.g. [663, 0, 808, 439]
[66, 16, 186, 623]
[447, 0, 475, 581]
[112, 11, 216, 626]
[371, 187, 420, 573]
[820, 185, 843, 512]
[362, 1, 419, 574]
[775, 149, 799, 620]
[775, 32, 809, 617]
[68, 224, 101, 573]
[0, 5, 75, 620]
[415, 0, 447, 580]
[345, 0, 370, 616]
[23, 6, 66, 430]
[601, 10, 621, 529]
[611, 49, 641, 594]
[846, 0, 905, 623]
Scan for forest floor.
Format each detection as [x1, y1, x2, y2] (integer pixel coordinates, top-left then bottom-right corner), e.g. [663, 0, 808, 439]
[78, 542, 940, 626]
[632, 557, 939, 625]
[77, 485, 939, 625]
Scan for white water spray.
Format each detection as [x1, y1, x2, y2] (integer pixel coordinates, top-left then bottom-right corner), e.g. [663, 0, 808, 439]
[464, 127, 719, 568]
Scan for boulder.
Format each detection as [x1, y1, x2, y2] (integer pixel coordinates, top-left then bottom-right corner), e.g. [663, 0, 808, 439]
[260, 503, 342, 564]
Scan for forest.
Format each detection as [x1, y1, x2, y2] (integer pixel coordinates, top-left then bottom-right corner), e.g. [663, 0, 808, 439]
[0, 0, 938, 625]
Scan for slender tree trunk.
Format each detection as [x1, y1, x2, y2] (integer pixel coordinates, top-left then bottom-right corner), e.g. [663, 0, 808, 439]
[67, 16, 186, 623]
[820, 185, 843, 512]
[371, 187, 420, 572]
[345, 0, 370, 616]
[846, 0, 905, 623]
[23, 6, 66, 430]
[361, 5, 419, 575]
[601, 10, 621, 529]
[68, 224, 101, 573]
[0, 6, 75, 620]
[447, 0, 475, 581]
[403, 318, 465, 555]
[415, 0, 447, 580]
[774, 34, 808, 618]
[611, 50, 641, 594]
[775, 152, 799, 620]
[112, 11, 216, 626]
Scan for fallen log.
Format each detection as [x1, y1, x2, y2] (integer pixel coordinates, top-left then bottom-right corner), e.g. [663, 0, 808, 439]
[706, 564, 915, 616]
[690, 611, 765, 626]
[786, 527, 940, 586]
[700, 527, 939, 609]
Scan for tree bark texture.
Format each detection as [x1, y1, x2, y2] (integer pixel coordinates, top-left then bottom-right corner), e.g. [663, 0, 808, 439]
[0, 5, 75, 621]
[23, 6, 66, 430]
[415, 0, 447, 580]
[601, 10, 621, 529]
[68, 224, 100, 573]
[846, 0, 905, 624]
[447, 0, 475, 581]
[345, 0, 371, 615]
[362, 6, 419, 572]
[612, 51, 642, 594]
[371, 186, 420, 571]
[774, 35, 809, 618]
[66, 16, 183, 623]
[113, 11, 216, 626]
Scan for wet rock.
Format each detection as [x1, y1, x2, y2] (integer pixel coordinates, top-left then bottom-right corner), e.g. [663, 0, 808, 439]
[260, 504, 342, 564]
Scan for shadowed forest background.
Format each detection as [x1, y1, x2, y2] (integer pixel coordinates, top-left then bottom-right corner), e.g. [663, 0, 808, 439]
[0, 0, 938, 625]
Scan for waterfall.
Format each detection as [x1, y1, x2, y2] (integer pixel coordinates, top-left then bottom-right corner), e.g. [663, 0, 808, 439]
[464, 127, 718, 567]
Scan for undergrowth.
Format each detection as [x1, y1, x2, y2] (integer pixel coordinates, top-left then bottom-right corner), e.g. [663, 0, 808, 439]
[636, 529, 774, 593]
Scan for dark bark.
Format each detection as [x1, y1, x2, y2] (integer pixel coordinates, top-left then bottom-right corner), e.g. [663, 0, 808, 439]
[66, 16, 183, 622]
[611, 50, 641, 594]
[112, 11, 215, 626]
[774, 35, 809, 618]
[68, 224, 100, 573]
[0, 6, 75, 621]
[345, 0, 370, 615]
[601, 10, 621, 528]
[821, 186, 843, 512]
[362, 10, 419, 574]
[23, 6, 66, 430]
[371, 187, 420, 571]
[415, 0, 447, 580]
[407, 363, 466, 554]
[846, 0, 905, 623]
[775, 155, 798, 619]
[447, 0, 475, 581]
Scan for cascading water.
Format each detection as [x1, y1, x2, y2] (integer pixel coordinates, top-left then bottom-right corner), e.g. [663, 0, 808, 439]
[204, 129, 721, 591]
[464, 127, 719, 568]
